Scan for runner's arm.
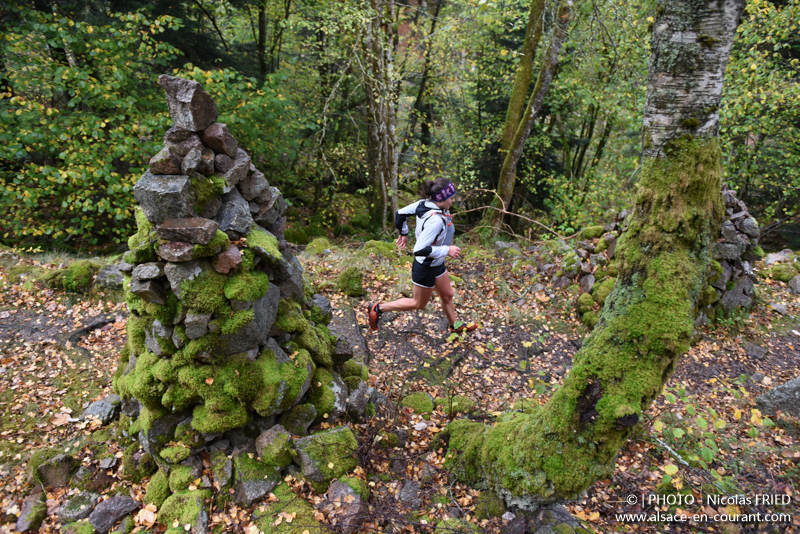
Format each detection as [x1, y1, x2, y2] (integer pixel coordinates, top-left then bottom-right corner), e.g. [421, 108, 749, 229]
[394, 202, 418, 236]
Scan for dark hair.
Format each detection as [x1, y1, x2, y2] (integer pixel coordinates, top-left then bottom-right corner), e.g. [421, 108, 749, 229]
[419, 177, 453, 199]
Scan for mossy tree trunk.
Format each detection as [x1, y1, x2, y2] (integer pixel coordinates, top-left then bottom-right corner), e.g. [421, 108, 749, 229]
[445, 0, 746, 509]
[483, 0, 569, 236]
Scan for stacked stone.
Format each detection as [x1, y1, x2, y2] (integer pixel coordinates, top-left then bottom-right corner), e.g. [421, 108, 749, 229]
[699, 184, 763, 323]
[112, 76, 372, 518]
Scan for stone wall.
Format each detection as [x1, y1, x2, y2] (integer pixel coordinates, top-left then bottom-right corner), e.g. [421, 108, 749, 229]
[112, 76, 372, 515]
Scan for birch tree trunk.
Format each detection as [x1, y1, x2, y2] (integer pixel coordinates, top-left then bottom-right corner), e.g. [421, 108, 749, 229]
[444, 0, 745, 509]
[484, 0, 570, 235]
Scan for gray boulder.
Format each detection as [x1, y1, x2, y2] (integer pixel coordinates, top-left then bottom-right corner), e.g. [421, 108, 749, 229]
[58, 491, 101, 522]
[131, 262, 165, 281]
[328, 480, 368, 533]
[224, 148, 251, 187]
[215, 188, 253, 239]
[396, 480, 422, 508]
[756, 376, 800, 418]
[712, 242, 745, 261]
[278, 404, 317, 436]
[579, 274, 595, 294]
[789, 275, 800, 295]
[181, 147, 202, 175]
[311, 294, 333, 324]
[744, 342, 767, 360]
[15, 492, 46, 532]
[139, 412, 187, 456]
[238, 169, 270, 203]
[164, 259, 207, 299]
[185, 312, 213, 340]
[719, 276, 753, 312]
[88, 495, 140, 534]
[81, 394, 122, 425]
[232, 452, 279, 507]
[149, 145, 182, 175]
[37, 454, 78, 489]
[129, 279, 167, 305]
[346, 379, 371, 422]
[133, 171, 195, 225]
[216, 283, 279, 355]
[741, 216, 760, 238]
[157, 217, 219, 245]
[199, 122, 238, 158]
[95, 265, 123, 289]
[158, 74, 218, 131]
[764, 249, 793, 266]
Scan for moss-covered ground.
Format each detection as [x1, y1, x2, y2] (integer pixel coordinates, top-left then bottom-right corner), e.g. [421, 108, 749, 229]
[0, 237, 798, 534]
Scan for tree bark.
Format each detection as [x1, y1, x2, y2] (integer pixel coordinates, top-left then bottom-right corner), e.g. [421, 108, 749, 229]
[444, 0, 745, 509]
[485, 0, 570, 235]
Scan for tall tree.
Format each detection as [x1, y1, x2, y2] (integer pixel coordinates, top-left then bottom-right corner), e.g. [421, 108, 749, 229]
[484, 0, 571, 235]
[443, 0, 746, 507]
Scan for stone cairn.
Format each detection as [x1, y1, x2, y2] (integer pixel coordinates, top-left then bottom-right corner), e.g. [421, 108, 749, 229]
[113, 76, 373, 522]
[562, 184, 763, 329]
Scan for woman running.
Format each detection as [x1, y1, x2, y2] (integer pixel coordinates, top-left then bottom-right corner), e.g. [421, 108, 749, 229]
[367, 178, 477, 334]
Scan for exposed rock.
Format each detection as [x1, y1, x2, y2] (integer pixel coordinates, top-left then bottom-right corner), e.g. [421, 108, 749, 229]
[712, 242, 746, 261]
[756, 376, 800, 418]
[494, 241, 522, 258]
[58, 491, 101, 522]
[224, 148, 251, 186]
[293, 426, 358, 493]
[129, 279, 167, 305]
[719, 276, 753, 312]
[88, 495, 140, 534]
[157, 241, 196, 262]
[139, 412, 186, 456]
[255, 425, 295, 469]
[741, 216, 760, 238]
[579, 274, 595, 294]
[158, 74, 218, 131]
[95, 265, 123, 289]
[166, 134, 204, 157]
[311, 294, 333, 324]
[238, 169, 270, 203]
[328, 480, 368, 533]
[212, 244, 242, 274]
[181, 147, 202, 175]
[131, 262, 165, 281]
[198, 148, 215, 176]
[15, 492, 46, 532]
[81, 394, 122, 425]
[769, 303, 789, 315]
[164, 125, 195, 144]
[744, 342, 767, 361]
[37, 454, 78, 489]
[346, 379, 371, 422]
[210, 450, 234, 489]
[764, 250, 792, 266]
[232, 452, 279, 507]
[133, 171, 195, 225]
[789, 275, 800, 295]
[157, 217, 219, 245]
[149, 146, 182, 175]
[199, 123, 238, 158]
[279, 404, 317, 436]
[711, 260, 733, 290]
[214, 153, 233, 173]
[215, 188, 253, 239]
[396, 480, 422, 508]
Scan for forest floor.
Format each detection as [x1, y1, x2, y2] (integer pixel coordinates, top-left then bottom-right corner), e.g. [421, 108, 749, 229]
[0, 242, 798, 534]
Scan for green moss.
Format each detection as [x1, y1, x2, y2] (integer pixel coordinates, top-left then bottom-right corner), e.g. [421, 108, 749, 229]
[752, 245, 765, 258]
[337, 266, 363, 297]
[253, 482, 322, 534]
[145, 468, 170, 506]
[62, 260, 101, 292]
[159, 489, 212, 527]
[576, 292, 595, 314]
[580, 226, 605, 239]
[179, 270, 227, 313]
[247, 225, 282, 262]
[682, 118, 700, 129]
[361, 240, 395, 256]
[306, 367, 338, 424]
[192, 174, 225, 215]
[284, 226, 309, 245]
[258, 431, 296, 469]
[125, 207, 158, 264]
[594, 238, 608, 253]
[121, 444, 157, 483]
[279, 403, 317, 436]
[193, 230, 229, 258]
[168, 464, 195, 492]
[340, 359, 366, 379]
[224, 270, 270, 303]
[762, 263, 798, 282]
[339, 475, 369, 500]
[63, 521, 96, 534]
[297, 427, 358, 493]
[400, 392, 434, 418]
[593, 277, 616, 306]
[474, 490, 506, 520]
[305, 237, 332, 256]
[220, 309, 255, 335]
[435, 518, 477, 533]
[582, 311, 599, 329]
[239, 248, 256, 272]
[376, 431, 399, 449]
[435, 395, 476, 416]
[160, 445, 192, 464]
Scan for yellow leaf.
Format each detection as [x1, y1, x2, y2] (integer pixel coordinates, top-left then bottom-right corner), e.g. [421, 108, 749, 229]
[476, 347, 485, 355]
[653, 420, 663, 432]
[734, 408, 742, 420]
[663, 464, 679, 476]
[522, 341, 532, 348]
[327, 462, 334, 469]
[87, 26, 93, 33]
[589, 511, 600, 521]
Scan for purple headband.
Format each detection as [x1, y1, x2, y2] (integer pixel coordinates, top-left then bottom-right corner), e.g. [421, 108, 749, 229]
[431, 181, 456, 202]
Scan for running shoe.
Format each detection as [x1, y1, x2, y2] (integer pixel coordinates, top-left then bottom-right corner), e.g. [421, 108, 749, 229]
[449, 322, 478, 334]
[367, 302, 382, 331]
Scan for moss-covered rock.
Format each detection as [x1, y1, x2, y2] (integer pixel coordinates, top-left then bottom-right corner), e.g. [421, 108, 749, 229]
[120, 444, 157, 483]
[305, 237, 332, 256]
[435, 395, 476, 416]
[474, 490, 506, 520]
[306, 367, 346, 424]
[253, 482, 323, 533]
[337, 266, 363, 297]
[284, 227, 309, 245]
[293, 427, 358, 493]
[593, 277, 616, 306]
[339, 475, 369, 500]
[158, 489, 211, 529]
[576, 292, 595, 314]
[400, 391, 435, 419]
[580, 225, 605, 239]
[279, 404, 317, 436]
[761, 262, 798, 282]
[361, 240, 396, 257]
[582, 311, 599, 329]
[144, 468, 170, 507]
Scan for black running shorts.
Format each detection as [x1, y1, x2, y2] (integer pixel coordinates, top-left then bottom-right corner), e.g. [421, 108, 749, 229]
[411, 262, 447, 288]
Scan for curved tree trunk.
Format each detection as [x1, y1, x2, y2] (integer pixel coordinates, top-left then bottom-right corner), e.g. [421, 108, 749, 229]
[445, 0, 745, 509]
